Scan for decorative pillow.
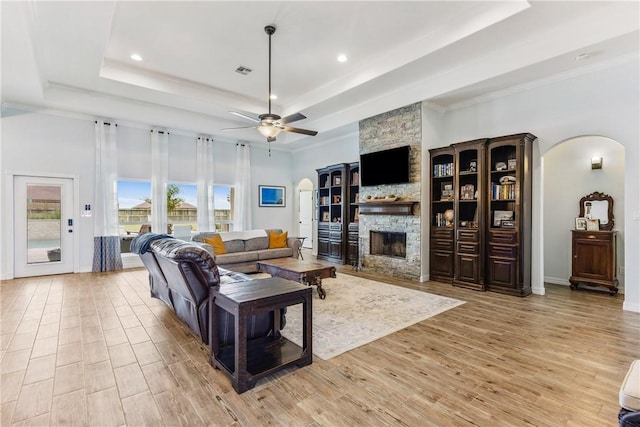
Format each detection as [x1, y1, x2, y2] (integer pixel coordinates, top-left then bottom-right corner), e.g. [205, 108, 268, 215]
[204, 234, 227, 254]
[268, 231, 288, 249]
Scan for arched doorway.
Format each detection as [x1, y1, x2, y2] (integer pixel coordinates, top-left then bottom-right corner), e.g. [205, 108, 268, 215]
[541, 135, 625, 293]
[297, 178, 314, 249]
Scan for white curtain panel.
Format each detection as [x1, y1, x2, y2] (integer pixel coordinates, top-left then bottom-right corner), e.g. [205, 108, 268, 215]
[93, 121, 122, 271]
[233, 143, 252, 231]
[94, 121, 119, 236]
[196, 136, 216, 232]
[151, 130, 169, 234]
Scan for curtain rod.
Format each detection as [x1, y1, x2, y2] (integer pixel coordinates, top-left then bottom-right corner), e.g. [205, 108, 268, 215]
[94, 120, 117, 126]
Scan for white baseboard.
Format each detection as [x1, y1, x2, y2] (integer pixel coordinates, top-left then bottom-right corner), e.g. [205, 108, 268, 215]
[122, 254, 143, 269]
[420, 274, 429, 282]
[544, 276, 571, 286]
[623, 301, 640, 313]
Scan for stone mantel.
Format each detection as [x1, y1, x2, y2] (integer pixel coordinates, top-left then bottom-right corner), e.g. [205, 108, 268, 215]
[358, 200, 418, 215]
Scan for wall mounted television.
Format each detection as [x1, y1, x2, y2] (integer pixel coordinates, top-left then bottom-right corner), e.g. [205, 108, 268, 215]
[360, 145, 411, 186]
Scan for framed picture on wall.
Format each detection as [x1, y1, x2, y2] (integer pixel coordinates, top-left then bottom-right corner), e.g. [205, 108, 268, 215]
[259, 185, 286, 207]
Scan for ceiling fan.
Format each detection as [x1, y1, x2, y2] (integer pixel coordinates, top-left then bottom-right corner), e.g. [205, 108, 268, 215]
[221, 25, 318, 143]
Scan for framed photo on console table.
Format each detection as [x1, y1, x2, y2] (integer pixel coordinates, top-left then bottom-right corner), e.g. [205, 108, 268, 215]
[586, 218, 600, 231]
[259, 185, 286, 207]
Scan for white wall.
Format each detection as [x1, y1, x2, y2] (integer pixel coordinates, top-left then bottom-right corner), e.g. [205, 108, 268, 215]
[420, 105, 446, 281]
[543, 136, 625, 289]
[1, 111, 297, 277]
[1, 112, 96, 277]
[291, 133, 359, 253]
[441, 58, 639, 311]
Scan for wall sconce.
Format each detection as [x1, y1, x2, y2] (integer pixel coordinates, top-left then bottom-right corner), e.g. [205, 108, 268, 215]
[591, 157, 603, 170]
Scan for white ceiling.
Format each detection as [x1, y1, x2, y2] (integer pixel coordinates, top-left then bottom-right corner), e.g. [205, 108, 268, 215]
[2, 1, 638, 148]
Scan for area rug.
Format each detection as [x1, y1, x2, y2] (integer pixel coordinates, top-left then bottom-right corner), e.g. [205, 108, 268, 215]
[280, 274, 465, 360]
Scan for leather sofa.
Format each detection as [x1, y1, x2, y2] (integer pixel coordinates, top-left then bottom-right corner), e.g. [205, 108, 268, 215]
[191, 229, 301, 273]
[131, 233, 285, 346]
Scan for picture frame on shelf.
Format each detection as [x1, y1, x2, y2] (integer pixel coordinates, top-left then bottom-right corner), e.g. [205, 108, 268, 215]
[333, 176, 341, 186]
[441, 181, 454, 201]
[493, 210, 513, 226]
[501, 219, 516, 229]
[322, 211, 330, 222]
[586, 218, 600, 231]
[508, 159, 517, 170]
[258, 185, 285, 207]
[575, 217, 587, 230]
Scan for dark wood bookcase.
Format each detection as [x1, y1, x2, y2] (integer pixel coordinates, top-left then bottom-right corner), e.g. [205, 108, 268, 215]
[429, 147, 455, 282]
[429, 133, 535, 296]
[485, 133, 535, 296]
[452, 139, 487, 290]
[316, 162, 359, 264]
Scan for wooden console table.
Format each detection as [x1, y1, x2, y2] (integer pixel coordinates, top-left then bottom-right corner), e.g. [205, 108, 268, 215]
[209, 277, 312, 393]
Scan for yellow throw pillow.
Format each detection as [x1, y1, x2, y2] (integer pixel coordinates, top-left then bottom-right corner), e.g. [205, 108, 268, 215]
[204, 234, 227, 254]
[268, 231, 288, 249]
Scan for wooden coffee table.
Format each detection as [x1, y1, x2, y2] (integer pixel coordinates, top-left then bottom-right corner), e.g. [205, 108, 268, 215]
[257, 258, 336, 299]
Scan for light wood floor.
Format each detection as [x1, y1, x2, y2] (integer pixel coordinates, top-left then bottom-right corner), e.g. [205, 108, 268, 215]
[1, 260, 638, 426]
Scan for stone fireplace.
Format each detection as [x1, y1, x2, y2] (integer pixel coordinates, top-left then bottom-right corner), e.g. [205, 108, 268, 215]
[358, 102, 422, 280]
[370, 231, 406, 258]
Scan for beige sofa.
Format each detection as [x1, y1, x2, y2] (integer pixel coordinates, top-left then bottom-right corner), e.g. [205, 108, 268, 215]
[191, 229, 301, 273]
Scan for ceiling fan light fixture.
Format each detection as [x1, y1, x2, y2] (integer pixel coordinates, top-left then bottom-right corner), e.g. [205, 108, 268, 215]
[257, 124, 282, 139]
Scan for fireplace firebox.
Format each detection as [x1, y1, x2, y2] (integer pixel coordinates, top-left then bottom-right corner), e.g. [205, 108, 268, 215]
[370, 231, 406, 259]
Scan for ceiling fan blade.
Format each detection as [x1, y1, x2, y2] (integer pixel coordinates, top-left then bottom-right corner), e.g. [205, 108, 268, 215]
[220, 125, 258, 131]
[279, 112, 306, 125]
[229, 111, 259, 123]
[280, 126, 318, 136]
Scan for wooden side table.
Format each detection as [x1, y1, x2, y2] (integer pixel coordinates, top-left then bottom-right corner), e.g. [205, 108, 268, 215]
[209, 277, 312, 393]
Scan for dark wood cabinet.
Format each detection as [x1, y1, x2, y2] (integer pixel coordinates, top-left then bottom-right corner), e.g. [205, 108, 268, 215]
[316, 163, 359, 264]
[485, 133, 534, 296]
[452, 139, 487, 290]
[569, 230, 618, 295]
[429, 148, 455, 282]
[429, 133, 535, 296]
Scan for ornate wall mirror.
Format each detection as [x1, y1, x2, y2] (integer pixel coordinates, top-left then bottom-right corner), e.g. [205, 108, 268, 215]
[579, 191, 614, 231]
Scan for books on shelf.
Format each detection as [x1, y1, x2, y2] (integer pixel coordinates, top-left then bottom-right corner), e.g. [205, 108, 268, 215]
[352, 171, 359, 185]
[491, 182, 515, 200]
[433, 163, 454, 177]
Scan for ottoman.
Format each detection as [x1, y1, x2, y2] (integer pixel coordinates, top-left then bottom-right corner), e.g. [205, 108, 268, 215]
[619, 359, 640, 427]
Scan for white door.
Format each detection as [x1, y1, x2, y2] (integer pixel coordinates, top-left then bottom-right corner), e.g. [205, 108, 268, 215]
[14, 176, 75, 277]
[299, 190, 313, 248]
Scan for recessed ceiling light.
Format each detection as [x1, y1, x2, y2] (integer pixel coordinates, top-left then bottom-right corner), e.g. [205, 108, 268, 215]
[270, 94, 277, 100]
[130, 53, 143, 61]
[575, 52, 592, 61]
[337, 54, 348, 63]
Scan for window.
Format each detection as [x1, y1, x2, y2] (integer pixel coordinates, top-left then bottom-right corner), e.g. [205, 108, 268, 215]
[117, 181, 234, 250]
[117, 180, 151, 253]
[168, 183, 197, 239]
[215, 185, 234, 232]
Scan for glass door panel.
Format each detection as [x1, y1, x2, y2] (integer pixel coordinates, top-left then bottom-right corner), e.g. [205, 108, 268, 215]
[26, 185, 62, 264]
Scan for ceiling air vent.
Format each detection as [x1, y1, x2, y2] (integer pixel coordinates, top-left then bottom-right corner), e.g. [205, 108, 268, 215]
[235, 66, 252, 75]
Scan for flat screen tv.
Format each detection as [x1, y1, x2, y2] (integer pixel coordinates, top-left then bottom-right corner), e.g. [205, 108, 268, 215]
[360, 145, 411, 186]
